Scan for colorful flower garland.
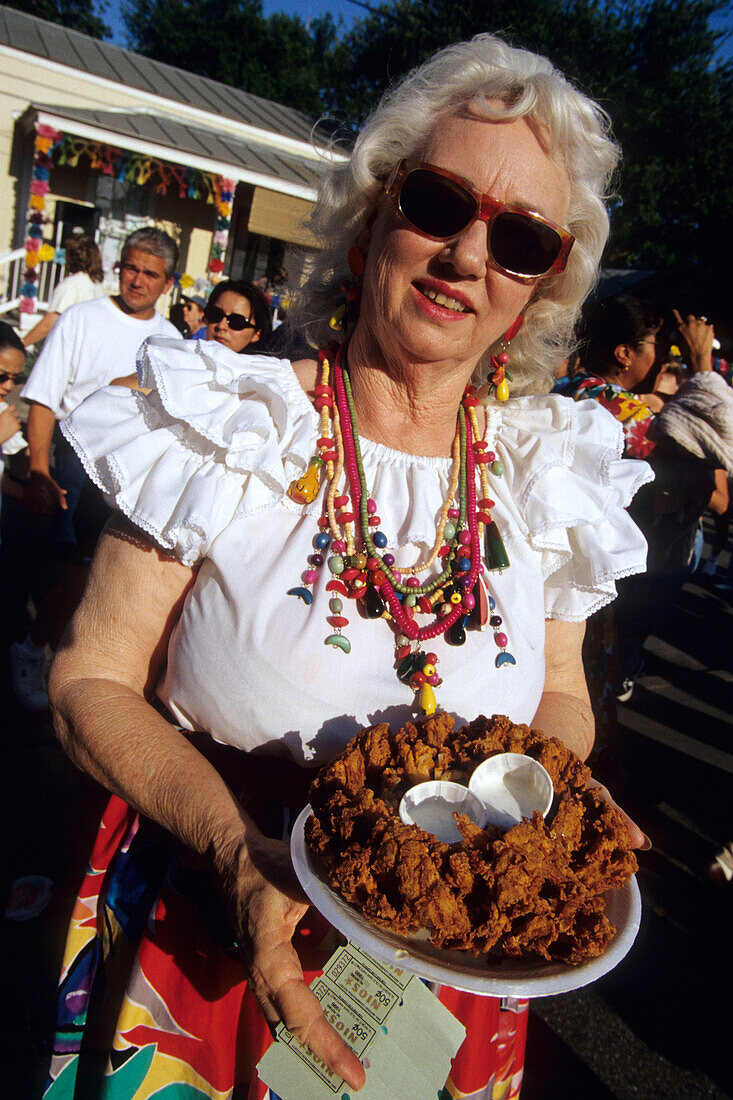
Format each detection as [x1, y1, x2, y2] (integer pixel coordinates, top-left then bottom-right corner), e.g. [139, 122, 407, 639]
[19, 123, 63, 314]
[208, 177, 234, 279]
[20, 128, 236, 313]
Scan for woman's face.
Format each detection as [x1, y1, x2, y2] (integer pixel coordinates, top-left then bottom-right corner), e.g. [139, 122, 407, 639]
[182, 299, 205, 331]
[0, 346, 25, 398]
[357, 113, 571, 377]
[619, 332, 659, 390]
[206, 291, 260, 353]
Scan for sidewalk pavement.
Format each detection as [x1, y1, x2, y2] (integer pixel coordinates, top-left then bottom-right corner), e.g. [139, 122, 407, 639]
[1, 531, 731, 1099]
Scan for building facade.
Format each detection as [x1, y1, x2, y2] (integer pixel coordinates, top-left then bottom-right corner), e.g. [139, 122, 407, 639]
[0, 4, 341, 317]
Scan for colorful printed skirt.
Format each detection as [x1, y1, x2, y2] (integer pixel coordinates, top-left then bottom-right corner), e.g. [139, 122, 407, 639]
[45, 795, 528, 1100]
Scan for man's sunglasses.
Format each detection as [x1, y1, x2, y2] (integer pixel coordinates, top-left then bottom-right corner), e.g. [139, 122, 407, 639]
[0, 371, 22, 384]
[203, 305, 257, 331]
[385, 161, 575, 283]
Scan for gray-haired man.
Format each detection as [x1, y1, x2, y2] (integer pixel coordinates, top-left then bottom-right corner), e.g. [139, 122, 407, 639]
[11, 228, 180, 709]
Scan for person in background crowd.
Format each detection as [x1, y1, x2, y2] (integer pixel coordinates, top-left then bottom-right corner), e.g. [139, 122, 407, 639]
[22, 235, 105, 348]
[556, 296, 731, 719]
[202, 278, 272, 352]
[10, 227, 180, 711]
[168, 300, 189, 337]
[557, 295, 666, 456]
[701, 488, 733, 586]
[182, 293, 208, 338]
[0, 323, 26, 542]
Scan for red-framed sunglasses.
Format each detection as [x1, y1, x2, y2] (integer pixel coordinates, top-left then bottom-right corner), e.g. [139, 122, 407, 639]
[385, 160, 575, 283]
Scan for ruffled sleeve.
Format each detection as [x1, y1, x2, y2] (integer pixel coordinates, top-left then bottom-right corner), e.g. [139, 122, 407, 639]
[495, 395, 654, 620]
[60, 338, 317, 565]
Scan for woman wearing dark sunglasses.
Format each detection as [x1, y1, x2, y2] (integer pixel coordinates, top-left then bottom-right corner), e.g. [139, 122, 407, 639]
[202, 278, 273, 353]
[45, 34, 651, 1100]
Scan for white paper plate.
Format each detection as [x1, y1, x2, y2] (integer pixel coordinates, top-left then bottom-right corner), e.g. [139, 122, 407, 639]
[291, 805, 641, 997]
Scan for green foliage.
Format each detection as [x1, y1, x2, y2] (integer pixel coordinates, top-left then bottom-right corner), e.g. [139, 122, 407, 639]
[121, 0, 338, 117]
[5, 0, 109, 37]
[117, 0, 732, 277]
[323, 0, 733, 276]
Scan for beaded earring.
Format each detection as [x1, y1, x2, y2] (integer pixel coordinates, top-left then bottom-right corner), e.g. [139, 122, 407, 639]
[329, 245, 365, 332]
[488, 315, 523, 402]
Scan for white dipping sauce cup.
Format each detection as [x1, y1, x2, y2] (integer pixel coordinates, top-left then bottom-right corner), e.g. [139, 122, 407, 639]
[399, 780, 487, 843]
[468, 753, 554, 830]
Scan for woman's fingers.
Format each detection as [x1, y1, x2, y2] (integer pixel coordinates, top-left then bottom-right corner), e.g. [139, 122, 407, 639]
[587, 779, 651, 850]
[272, 962, 367, 1089]
[247, 916, 366, 1090]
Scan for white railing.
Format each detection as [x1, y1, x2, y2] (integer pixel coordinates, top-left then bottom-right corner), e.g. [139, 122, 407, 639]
[0, 248, 64, 317]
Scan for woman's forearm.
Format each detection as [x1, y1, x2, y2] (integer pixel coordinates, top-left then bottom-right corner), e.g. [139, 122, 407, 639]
[50, 672, 255, 875]
[534, 619, 595, 760]
[531, 689, 595, 761]
[22, 311, 59, 347]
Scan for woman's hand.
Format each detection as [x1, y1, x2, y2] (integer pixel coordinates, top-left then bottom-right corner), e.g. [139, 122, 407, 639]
[216, 831, 367, 1091]
[640, 393, 666, 414]
[672, 309, 714, 373]
[586, 778, 650, 850]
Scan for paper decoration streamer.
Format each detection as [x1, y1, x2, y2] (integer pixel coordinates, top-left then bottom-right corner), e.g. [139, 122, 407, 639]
[20, 127, 235, 310]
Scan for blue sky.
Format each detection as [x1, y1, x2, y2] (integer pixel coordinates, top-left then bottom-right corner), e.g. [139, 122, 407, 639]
[102, 0, 731, 60]
[101, 0, 359, 44]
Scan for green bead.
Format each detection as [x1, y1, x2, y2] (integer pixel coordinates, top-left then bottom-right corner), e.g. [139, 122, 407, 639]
[405, 594, 417, 607]
[491, 459, 505, 477]
[484, 521, 511, 570]
[443, 521, 456, 541]
[328, 555, 344, 574]
[397, 654, 419, 682]
[329, 597, 343, 613]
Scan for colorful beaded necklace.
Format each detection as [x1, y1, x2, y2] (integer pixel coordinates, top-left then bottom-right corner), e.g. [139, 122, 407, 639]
[287, 343, 515, 715]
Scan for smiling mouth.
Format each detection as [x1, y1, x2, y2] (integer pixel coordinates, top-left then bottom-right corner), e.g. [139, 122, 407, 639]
[415, 283, 472, 314]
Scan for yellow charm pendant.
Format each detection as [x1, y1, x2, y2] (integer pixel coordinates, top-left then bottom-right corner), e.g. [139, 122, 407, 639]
[495, 378, 510, 402]
[417, 681, 437, 716]
[329, 303, 346, 331]
[287, 455, 324, 504]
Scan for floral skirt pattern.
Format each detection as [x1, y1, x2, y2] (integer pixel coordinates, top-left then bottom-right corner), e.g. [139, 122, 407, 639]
[45, 795, 528, 1100]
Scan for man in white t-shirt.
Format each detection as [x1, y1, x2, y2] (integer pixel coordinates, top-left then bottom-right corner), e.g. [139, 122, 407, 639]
[11, 228, 180, 709]
[22, 226, 180, 515]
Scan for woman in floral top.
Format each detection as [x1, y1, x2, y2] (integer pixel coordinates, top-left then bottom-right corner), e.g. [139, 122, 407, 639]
[557, 295, 663, 458]
[556, 295, 718, 726]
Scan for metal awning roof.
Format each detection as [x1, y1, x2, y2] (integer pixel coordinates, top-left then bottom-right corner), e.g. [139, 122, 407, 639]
[0, 3, 338, 154]
[26, 104, 325, 202]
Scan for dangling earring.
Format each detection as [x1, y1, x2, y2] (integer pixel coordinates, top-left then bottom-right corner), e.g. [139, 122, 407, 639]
[488, 316, 523, 401]
[329, 246, 365, 332]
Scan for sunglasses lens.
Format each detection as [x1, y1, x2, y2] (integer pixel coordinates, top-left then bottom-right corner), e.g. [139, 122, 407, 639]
[400, 169, 476, 238]
[491, 212, 562, 277]
[204, 305, 251, 330]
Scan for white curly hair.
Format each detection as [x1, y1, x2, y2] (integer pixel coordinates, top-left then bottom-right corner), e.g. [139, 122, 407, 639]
[291, 33, 620, 394]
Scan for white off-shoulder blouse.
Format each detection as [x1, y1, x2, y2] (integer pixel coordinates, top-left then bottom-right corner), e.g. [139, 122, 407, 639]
[61, 338, 653, 765]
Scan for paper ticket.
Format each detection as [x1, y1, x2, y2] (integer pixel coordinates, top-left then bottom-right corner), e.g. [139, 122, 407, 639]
[257, 942, 465, 1100]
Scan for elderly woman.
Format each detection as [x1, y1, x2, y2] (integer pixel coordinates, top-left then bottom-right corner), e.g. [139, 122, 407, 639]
[46, 35, 649, 1100]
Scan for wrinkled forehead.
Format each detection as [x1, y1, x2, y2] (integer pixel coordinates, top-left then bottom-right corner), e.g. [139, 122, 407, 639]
[121, 245, 169, 275]
[414, 111, 571, 224]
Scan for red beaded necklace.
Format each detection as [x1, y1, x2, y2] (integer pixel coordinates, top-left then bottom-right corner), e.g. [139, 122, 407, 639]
[287, 343, 515, 714]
